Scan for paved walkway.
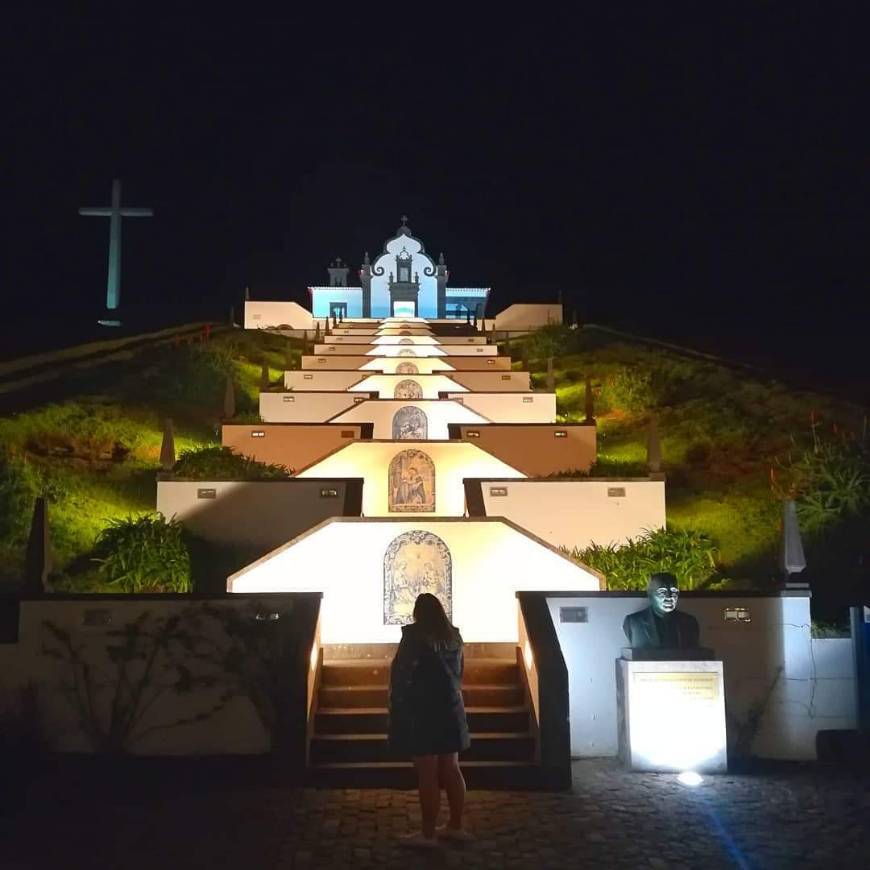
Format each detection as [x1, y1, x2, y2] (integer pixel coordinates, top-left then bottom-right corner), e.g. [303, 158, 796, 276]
[2, 759, 867, 869]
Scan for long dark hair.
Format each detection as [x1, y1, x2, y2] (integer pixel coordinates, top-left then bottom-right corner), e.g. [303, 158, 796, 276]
[412, 593, 458, 648]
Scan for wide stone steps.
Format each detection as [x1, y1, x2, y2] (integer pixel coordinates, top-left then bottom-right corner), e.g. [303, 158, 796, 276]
[307, 653, 541, 788]
[310, 732, 535, 764]
[315, 706, 530, 734]
[318, 683, 525, 709]
[320, 658, 518, 686]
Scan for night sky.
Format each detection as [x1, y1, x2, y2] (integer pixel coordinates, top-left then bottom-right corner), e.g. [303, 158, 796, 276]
[4, 11, 867, 393]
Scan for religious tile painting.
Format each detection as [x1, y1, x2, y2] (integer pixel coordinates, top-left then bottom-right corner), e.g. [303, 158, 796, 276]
[396, 361, 418, 374]
[398, 348, 416, 357]
[392, 406, 428, 440]
[384, 530, 452, 624]
[394, 378, 423, 399]
[388, 449, 435, 512]
[399, 329, 411, 335]
[399, 337, 413, 345]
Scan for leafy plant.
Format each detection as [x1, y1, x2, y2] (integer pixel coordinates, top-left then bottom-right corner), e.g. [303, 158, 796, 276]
[41, 612, 228, 754]
[564, 526, 719, 590]
[93, 514, 192, 593]
[171, 446, 292, 479]
[772, 427, 870, 533]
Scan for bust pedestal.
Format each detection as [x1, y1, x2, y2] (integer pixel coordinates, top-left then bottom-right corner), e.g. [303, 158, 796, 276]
[616, 650, 727, 773]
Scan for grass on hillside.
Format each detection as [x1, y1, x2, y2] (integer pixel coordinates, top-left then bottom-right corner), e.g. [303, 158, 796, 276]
[513, 327, 868, 591]
[0, 328, 300, 591]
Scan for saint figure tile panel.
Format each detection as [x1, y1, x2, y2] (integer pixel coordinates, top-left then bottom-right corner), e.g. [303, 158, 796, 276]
[394, 378, 423, 399]
[388, 449, 435, 512]
[396, 361, 419, 374]
[392, 406, 428, 440]
[384, 530, 452, 624]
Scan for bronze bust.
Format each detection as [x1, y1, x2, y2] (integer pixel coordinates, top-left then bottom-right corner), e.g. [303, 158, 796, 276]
[623, 573, 700, 649]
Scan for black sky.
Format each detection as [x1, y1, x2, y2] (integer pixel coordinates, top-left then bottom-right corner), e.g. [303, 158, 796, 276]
[3, 10, 868, 390]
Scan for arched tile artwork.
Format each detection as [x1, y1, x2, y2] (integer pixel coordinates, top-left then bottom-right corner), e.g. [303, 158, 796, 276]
[399, 329, 411, 335]
[388, 449, 435, 512]
[392, 406, 428, 439]
[399, 337, 413, 345]
[398, 348, 416, 357]
[394, 379, 423, 399]
[384, 530, 452, 624]
[396, 361, 418, 375]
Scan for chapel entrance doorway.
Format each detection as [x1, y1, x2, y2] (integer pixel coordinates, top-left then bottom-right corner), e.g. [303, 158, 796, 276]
[329, 302, 348, 320]
[391, 299, 417, 317]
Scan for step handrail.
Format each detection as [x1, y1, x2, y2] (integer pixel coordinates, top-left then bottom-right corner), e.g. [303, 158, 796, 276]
[516, 592, 571, 789]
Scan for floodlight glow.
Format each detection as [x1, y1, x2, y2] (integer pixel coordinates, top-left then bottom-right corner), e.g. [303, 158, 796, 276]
[677, 771, 703, 787]
[310, 642, 319, 672]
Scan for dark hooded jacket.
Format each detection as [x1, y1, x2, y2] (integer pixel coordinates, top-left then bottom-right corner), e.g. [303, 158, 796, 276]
[388, 622, 471, 756]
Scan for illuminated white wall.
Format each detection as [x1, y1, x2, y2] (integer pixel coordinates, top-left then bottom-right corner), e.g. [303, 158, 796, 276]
[324, 335, 379, 344]
[367, 344, 497, 357]
[296, 441, 525, 514]
[428, 336, 488, 345]
[447, 392, 557, 423]
[327, 400, 490, 439]
[244, 301, 315, 330]
[260, 391, 366, 423]
[546, 592, 856, 760]
[359, 356, 455, 373]
[371, 335, 439, 345]
[284, 371, 365, 391]
[349, 374, 468, 400]
[494, 303, 563, 332]
[447, 371, 532, 392]
[477, 479, 666, 549]
[228, 518, 601, 643]
[156, 479, 353, 550]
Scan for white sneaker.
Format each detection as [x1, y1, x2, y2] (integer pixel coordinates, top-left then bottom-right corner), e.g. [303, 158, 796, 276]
[398, 832, 439, 849]
[436, 826, 474, 842]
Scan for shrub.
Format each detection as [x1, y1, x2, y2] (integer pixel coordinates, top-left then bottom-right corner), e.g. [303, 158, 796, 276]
[172, 446, 292, 479]
[93, 514, 191, 593]
[564, 527, 719, 590]
[147, 345, 234, 408]
[773, 431, 870, 533]
[600, 367, 657, 415]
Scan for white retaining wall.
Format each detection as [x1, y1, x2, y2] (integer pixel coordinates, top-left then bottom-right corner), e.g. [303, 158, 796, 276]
[546, 592, 857, 761]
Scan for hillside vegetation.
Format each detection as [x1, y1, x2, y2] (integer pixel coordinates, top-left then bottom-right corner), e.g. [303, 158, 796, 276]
[0, 328, 298, 591]
[1, 323, 866, 618]
[514, 325, 868, 616]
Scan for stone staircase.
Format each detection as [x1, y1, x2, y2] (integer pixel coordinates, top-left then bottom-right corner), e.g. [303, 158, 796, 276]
[307, 645, 541, 788]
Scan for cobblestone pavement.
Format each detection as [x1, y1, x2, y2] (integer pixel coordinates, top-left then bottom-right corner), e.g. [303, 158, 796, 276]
[2, 759, 867, 869]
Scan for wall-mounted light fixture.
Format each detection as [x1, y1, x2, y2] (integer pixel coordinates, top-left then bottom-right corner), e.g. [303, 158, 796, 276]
[251, 431, 265, 438]
[489, 486, 508, 497]
[522, 397, 533, 403]
[554, 431, 567, 438]
[607, 487, 626, 498]
[283, 396, 295, 403]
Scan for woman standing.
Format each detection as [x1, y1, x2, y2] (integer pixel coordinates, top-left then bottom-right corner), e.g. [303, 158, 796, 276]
[389, 593, 472, 848]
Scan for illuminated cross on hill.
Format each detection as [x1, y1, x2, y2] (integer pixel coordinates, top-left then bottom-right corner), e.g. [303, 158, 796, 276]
[79, 178, 154, 319]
